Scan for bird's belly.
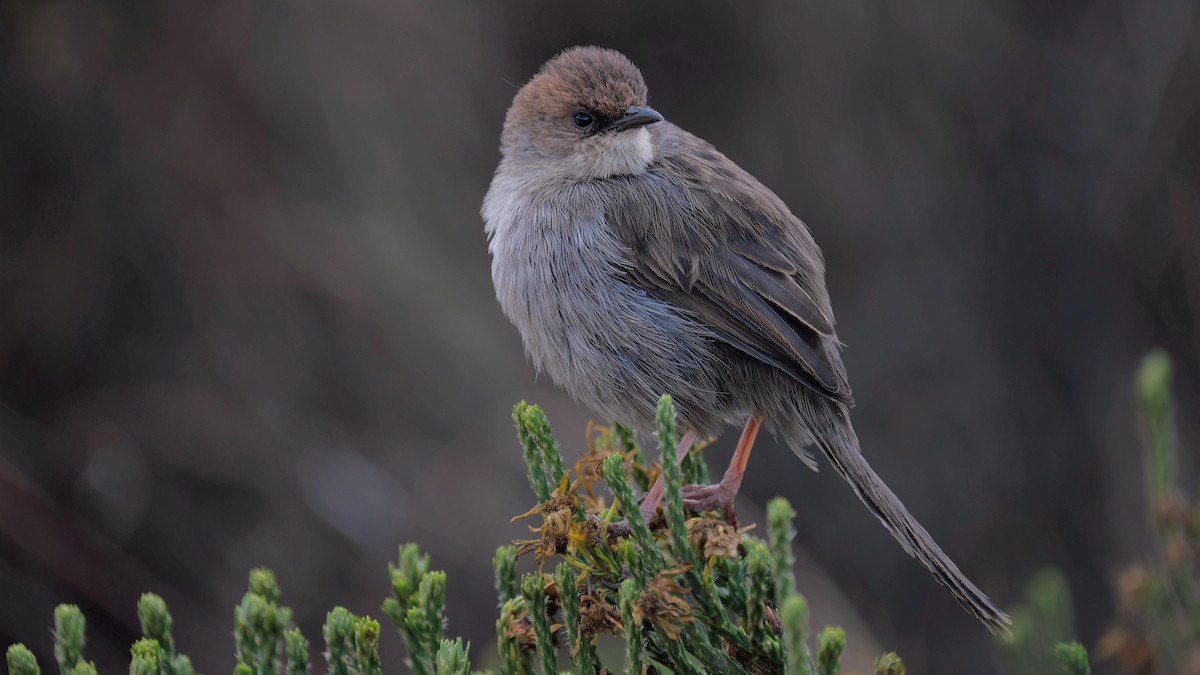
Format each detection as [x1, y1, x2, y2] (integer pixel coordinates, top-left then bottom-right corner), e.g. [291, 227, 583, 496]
[490, 214, 717, 430]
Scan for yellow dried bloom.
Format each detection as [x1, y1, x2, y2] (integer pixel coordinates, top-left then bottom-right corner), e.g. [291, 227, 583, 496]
[633, 566, 694, 640]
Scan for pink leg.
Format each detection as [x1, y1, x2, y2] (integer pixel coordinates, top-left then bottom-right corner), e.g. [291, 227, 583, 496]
[681, 415, 762, 525]
[638, 429, 699, 522]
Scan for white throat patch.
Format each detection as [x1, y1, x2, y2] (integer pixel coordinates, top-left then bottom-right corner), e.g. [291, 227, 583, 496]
[572, 127, 655, 179]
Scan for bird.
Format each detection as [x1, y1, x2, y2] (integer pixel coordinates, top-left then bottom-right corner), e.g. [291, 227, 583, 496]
[482, 45, 1010, 633]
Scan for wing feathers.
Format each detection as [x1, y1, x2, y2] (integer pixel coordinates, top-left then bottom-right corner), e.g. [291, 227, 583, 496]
[602, 123, 853, 405]
[723, 250, 835, 335]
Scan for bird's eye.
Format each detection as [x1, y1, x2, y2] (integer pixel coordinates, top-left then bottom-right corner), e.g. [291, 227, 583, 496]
[572, 112, 594, 128]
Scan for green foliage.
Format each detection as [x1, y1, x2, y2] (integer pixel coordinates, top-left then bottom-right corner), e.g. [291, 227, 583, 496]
[353, 618, 383, 675]
[998, 568, 1079, 674]
[128, 639, 163, 675]
[5, 646, 39, 675]
[433, 638, 470, 675]
[519, 575, 556, 675]
[1054, 642, 1090, 675]
[610, 422, 653, 492]
[498, 395, 903, 674]
[130, 592, 195, 675]
[616, 580, 643, 675]
[1137, 349, 1177, 501]
[6, 393, 1096, 674]
[382, 544, 453, 675]
[768, 498, 809, 674]
[283, 630, 309, 675]
[816, 626, 846, 675]
[137, 595, 175, 657]
[513, 402, 565, 503]
[767, 497, 798, 602]
[780, 596, 812, 675]
[873, 651, 906, 675]
[1001, 350, 1200, 675]
[495, 597, 532, 675]
[234, 569, 293, 675]
[52, 605, 88, 672]
[492, 546, 519, 606]
[1095, 349, 1199, 674]
[322, 607, 386, 675]
[552, 564, 593, 675]
[323, 607, 355, 675]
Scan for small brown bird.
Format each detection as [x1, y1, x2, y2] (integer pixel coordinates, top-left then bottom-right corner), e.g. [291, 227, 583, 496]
[483, 46, 1010, 632]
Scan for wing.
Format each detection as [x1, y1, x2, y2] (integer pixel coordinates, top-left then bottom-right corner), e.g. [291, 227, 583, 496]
[602, 124, 853, 405]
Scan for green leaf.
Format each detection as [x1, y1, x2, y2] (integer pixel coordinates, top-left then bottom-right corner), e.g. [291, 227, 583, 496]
[495, 597, 533, 675]
[434, 638, 471, 675]
[518, 405, 566, 490]
[873, 652, 906, 675]
[816, 626, 845, 675]
[612, 424, 651, 491]
[6, 645, 40, 675]
[617, 580, 643, 675]
[744, 540, 772, 644]
[323, 607, 356, 675]
[66, 662, 97, 675]
[384, 544, 445, 675]
[1136, 349, 1178, 502]
[168, 655, 193, 675]
[129, 638, 164, 675]
[285, 629, 310, 675]
[514, 402, 552, 502]
[136, 594, 175, 657]
[520, 575, 556, 675]
[766, 498, 797, 604]
[53, 605, 87, 670]
[601, 454, 660, 570]
[1053, 642, 1090, 675]
[493, 546, 519, 605]
[353, 618, 382, 675]
[248, 569, 281, 605]
[780, 596, 813, 675]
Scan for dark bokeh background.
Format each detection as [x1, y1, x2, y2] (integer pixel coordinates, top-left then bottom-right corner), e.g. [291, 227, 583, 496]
[2, 1, 1198, 672]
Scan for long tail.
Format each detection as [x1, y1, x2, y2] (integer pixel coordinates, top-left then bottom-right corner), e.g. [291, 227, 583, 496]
[798, 403, 1012, 634]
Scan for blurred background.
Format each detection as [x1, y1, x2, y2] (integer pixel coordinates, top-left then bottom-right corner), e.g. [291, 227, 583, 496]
[2, 1, 1198, 672]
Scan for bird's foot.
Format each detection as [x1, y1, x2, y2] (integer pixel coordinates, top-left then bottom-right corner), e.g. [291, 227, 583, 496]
[681, 482, 740, 527]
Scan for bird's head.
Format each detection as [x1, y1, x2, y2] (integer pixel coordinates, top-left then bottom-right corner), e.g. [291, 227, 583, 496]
[500, 46, 664, 180]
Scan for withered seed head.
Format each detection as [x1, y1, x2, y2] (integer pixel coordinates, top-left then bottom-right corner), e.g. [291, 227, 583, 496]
[512, 475, 582, 563]
[686, 516, 748, 559]
[578, 593, 623, 640]
[764, 604, 781, 636]
[633, 567, 694, 640]
[506, 614, 538, 649]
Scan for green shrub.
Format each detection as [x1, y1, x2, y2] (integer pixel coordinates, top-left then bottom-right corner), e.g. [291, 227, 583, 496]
[8, 394, 1094, 674]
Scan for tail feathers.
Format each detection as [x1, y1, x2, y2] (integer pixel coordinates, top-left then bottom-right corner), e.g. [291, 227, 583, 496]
[801, 408, 1012, 635]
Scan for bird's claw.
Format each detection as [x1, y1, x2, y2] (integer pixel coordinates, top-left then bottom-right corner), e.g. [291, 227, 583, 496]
[681, 482, 739, 527]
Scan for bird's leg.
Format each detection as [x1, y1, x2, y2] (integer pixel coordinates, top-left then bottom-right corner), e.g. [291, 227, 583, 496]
[637, 429, 699, 522]
[680, 415, 762, 526]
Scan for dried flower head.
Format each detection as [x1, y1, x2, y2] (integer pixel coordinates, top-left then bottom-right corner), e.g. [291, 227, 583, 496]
[686, 515, 752, 559]
[578, 592, 623, 641]
[1164, 531, 1192, 570]
[580, 493, 609, 517]
[764, 603, 782, 636]
[633, 566, 694, 640]
[1115, 564, 1150, 613]
[505, 613, 538, 649]
[1154, 491, 1191, 528]
[513, 475, 581, 562]
[569, 518, 607, 550]
[577, 421, 615, 494]
[1096, 625, 1155, 674]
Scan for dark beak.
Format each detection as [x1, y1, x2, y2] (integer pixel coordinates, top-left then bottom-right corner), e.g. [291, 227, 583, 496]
[600, 105, 664, 133]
